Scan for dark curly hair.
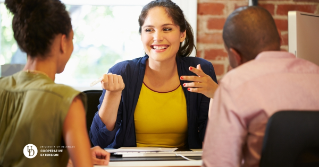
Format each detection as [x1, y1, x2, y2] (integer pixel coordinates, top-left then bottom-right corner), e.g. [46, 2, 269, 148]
[5, 0, 72, 59]
[138, 0, 195, 57]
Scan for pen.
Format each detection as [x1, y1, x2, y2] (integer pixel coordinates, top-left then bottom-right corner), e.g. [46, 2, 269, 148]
[90, 77, 103, 87]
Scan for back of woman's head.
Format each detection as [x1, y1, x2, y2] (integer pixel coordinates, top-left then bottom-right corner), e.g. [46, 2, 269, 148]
[138, 0, 195, 57]
[5, 0, 72, 59]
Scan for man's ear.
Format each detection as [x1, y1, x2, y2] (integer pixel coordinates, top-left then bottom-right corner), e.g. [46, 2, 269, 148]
[180, 30, 186, 42]
[229, 48, 242, 67]
[60, 34, 67, 54]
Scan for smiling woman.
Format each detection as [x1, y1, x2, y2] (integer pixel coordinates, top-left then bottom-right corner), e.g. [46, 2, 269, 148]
[140, 7, 187, 64]
[89, 0, 218, 149]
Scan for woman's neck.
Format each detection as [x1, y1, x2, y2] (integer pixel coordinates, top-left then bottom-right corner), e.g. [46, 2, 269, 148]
[146, 57, 177, 80]
[144, 56, 180, 92]
[23, 56, 57, 81]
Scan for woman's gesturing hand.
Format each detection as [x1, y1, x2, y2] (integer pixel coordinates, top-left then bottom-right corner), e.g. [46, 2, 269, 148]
[98, 73, 124, 131]
[101, 73, 125, 92]
[180, 64, 218, 98]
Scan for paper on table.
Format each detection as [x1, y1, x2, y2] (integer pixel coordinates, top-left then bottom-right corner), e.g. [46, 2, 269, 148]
[105, 147, 178, 153]
[190, 149, 203, 152]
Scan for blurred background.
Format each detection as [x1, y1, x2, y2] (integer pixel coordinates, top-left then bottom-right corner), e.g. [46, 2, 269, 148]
[2, 0, 317, 88]
[0, 3, 144, 89]
[0, 0, 196, 90]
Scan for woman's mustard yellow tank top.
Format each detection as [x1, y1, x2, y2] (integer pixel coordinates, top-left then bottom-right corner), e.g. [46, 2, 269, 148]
[134, 83, 187, 148]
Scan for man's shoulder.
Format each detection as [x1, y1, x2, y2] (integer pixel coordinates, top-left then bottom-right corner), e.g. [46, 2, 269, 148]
[221, 51, 319, 88]
[219, 59, 263, 89]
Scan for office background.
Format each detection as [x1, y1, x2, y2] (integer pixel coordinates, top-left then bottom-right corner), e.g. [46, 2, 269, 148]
[0, 0, 318, 86]
[197, 0, 319, 81]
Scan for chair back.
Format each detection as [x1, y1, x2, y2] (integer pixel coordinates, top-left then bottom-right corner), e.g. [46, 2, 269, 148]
[83, 90, 103, 146]
[260, 110, 319, 167]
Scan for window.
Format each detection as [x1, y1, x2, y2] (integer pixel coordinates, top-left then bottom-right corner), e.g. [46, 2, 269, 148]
[0, 0, 197, 91]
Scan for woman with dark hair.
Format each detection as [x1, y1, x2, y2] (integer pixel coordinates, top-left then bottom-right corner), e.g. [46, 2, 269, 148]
[0, 0, 109, 166]
[90, 0, 218, 149]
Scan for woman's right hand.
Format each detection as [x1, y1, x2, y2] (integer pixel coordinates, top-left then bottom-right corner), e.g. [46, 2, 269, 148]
[101, 73, 125, 92]
[98, 73, 125, 131]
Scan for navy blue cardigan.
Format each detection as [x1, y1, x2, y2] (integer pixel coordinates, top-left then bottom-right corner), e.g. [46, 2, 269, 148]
[90, 55, 217, 149]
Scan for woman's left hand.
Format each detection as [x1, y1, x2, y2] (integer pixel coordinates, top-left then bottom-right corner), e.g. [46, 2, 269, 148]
[90, 146, 110, 165]
[67, 146, 110, 167]
[180, 64, 218, 98]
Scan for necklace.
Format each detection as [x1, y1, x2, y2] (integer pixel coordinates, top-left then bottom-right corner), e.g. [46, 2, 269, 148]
[24, 70, 49, 78]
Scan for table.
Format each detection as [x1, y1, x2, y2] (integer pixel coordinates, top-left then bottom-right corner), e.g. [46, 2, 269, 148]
[93, 148, 202, 167]
[94, 160, 202, 167]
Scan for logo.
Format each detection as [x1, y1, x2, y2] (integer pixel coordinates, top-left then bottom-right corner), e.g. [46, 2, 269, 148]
[23, 144, 38, 158]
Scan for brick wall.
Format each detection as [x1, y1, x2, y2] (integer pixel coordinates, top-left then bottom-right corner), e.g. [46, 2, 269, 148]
[197, 0, 319, 81]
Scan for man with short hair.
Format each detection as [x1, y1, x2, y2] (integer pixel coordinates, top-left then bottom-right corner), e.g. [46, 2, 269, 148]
[202, 6, 319, 167]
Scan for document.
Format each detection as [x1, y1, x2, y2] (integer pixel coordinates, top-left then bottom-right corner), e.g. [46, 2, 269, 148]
[105, 147, 178, 153]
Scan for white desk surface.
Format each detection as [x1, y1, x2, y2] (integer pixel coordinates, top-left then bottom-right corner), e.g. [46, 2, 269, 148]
[94, 160, 202, 166]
